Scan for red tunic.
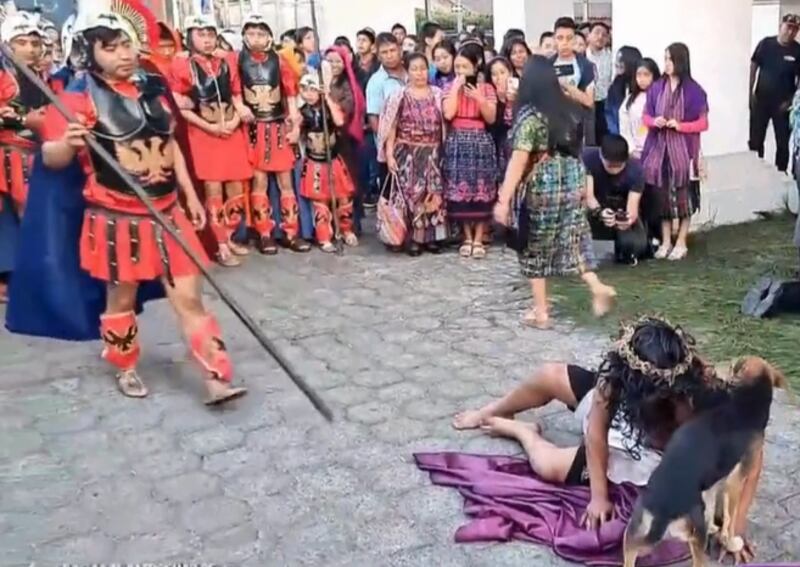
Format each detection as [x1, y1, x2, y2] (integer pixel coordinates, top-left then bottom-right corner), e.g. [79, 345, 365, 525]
[0, 70, 39, 209]
[169, 52, 252, 182]
[41, 79, 209, 283]
[244, 50, 300, 173]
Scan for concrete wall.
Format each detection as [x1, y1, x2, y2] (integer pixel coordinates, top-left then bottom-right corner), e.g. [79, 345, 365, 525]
[614, 0, 752, 158]
[493, 0, 574, 47]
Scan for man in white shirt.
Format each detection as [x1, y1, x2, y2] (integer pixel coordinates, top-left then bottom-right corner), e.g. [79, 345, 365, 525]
[586, 22, 613, 144]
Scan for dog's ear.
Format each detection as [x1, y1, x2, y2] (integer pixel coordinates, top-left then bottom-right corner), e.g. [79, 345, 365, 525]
[770, 365, 795, 401]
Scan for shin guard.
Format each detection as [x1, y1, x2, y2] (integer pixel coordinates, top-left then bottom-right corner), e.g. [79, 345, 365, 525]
[100, 311, 140, 371]
[189, 316, 233, 382]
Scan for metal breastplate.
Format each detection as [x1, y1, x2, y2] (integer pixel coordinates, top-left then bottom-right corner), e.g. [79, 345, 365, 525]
[87, 74, 176, 199]
[190, 57, 235, 125]
[302, 105, 337, 162]
[240, 50, 284, 122]
[3, 66, 48, 143]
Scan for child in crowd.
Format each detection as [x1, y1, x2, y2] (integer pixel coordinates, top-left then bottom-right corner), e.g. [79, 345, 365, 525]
[297, 74, 358, 252]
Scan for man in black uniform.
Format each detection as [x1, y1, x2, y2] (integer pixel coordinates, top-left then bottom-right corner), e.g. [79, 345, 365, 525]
[749, 13, 800, 173]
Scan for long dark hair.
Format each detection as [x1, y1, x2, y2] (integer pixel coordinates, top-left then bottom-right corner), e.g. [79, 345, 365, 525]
[667, 42, 691, 80]
[598, 319, 724, 459]
[456, 41, 485, 79]
[626, 57, 660, 109]
[515, 55, 582, 157]
[500, 37, 531, 76]
[608, 46, 642, 106]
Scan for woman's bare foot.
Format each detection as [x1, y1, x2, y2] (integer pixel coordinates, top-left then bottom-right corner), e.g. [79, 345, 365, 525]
[481, 416, 542, 439]
[592, 285, 617, 318]
[452, 408, 492, 430]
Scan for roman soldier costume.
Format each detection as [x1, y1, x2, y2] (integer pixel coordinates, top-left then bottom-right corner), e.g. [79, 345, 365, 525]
[169, 14, 252, 252]
[238, 13, 302, 246]
[297, 77, 355, 246]
[8, 0, 246, 405]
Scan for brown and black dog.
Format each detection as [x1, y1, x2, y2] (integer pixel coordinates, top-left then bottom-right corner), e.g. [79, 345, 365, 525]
[623, 357, 789, 567]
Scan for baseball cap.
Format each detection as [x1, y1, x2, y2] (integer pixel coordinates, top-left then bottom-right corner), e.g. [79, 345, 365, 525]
[783, 14, 800, 27]
[299, 73, 321, 91]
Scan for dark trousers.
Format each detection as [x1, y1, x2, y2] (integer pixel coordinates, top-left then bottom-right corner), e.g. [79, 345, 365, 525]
[749, 99, 791, 172]
[589, 215, 650, 263]
[594, 99, 608, 146]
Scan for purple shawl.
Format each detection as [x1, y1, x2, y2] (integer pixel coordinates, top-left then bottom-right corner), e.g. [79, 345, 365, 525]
[415, 452, 689, 567]
[641, 77, 708, 188]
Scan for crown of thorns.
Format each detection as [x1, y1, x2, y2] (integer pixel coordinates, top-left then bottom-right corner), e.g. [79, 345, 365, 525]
[613, 316, 695, 384]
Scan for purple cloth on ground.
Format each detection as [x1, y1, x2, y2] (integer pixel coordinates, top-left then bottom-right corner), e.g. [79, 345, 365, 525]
[414, 452, 689, 567]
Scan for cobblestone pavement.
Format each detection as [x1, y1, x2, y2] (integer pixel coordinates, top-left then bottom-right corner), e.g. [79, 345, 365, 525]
[1, 237, 798, 566]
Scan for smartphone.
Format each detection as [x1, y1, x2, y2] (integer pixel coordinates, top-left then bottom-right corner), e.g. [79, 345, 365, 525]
[554, 64, 573, 78]
[615, 210, 629, 221]
[466, 74, 478, 87]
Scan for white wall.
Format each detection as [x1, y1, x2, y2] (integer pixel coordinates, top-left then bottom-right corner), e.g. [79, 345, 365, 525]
[313, 0, 421, 46]
[752, 2, 781, 52]
[613, 0, 751, 157]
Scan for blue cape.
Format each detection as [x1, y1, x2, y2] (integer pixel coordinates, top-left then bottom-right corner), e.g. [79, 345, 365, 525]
[4, 154, 164, 341]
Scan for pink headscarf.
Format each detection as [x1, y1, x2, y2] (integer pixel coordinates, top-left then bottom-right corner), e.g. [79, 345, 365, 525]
[325, 45, 366, 144]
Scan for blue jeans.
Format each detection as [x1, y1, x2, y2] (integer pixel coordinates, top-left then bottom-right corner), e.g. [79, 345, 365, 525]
[356, 132, 379, 232]
[269, 164, 315, 241]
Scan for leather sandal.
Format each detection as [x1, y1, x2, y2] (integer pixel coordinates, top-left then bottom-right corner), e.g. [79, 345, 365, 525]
[116, 369, 148, 398]
[256, 236, 279, 255]
[288, 238, 312, 253]
[204, 379, 248, 406]
[228, 240, 250, 256]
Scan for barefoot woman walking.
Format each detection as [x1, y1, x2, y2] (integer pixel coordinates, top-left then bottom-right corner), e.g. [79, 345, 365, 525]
[494, 57, 616, 328]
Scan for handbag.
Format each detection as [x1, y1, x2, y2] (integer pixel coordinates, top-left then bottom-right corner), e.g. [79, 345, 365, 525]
[376, 173, 408, 247]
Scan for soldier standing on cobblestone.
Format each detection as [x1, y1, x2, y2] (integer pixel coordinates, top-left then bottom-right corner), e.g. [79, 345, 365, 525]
[28, 0, 248, 406]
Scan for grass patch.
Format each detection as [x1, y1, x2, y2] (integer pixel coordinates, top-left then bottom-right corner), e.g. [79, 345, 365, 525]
[551, 214, 800, 384]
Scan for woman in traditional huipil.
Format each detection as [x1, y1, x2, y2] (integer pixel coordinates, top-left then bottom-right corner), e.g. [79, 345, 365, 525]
[383, 52, 447, 255]
[641, 43, 709, 261]
[495, 57, 616, 329]
[442, 42, 498, 259]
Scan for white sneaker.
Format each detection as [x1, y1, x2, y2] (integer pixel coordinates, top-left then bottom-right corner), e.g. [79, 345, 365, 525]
[668, 246, 688, 261]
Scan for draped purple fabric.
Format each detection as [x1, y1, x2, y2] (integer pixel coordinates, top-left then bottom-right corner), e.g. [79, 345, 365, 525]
[414, 452, 689, 567]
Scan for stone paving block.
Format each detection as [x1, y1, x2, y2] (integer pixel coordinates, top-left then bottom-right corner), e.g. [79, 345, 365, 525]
[114, 531, 197, 563]
[155, 471, 222, 504]
[0, 430, 42, 460]
[181, 425, 246, 456]
[181, 496, 252, 535]
[34, 533, 115, 564]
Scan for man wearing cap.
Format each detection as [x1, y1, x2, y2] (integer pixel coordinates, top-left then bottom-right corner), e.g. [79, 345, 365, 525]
[170, 14, 253, 267]
[749, 13, 800, 173]
[235, 13, 308, 255]
[0, 8, 47, 303]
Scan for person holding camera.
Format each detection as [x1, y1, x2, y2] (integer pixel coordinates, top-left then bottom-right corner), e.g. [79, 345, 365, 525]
[584, 135, 650, 266]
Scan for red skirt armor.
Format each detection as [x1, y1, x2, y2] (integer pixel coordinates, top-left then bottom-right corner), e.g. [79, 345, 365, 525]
[186, 123, 253, 182]
[0, 145, 34, 209]
[80, 205, 210, 284]
[248, 121, 296, 173]
[299, 157, 355, 201]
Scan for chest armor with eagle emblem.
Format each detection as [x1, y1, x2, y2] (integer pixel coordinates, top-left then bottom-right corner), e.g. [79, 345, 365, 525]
[2, 64, 48, 143]
[239, 49, 284, 122]
[87, 73, 176, 199]
[301, 104, 338, 162]
[190, 57, 235, 125]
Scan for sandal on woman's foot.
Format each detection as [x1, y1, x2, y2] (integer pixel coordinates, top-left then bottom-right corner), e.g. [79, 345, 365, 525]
[288, 238, 312, 253]
[459, 241, 473, 258]
[654, 245, 671, 260]
[343, 232, 359, 247]
[408, 243, 422, 257]
[668, 245, 688, 261]
[320, 241, 336, 253]
[472, 243, 487, 259]
[228, 240, 250, 256]
[522, 309, 552, 330]
[116, 369, 148, 398]
[256, 236, 279, 255]
[204, 379, 248, 406]
[216, 246, 242, 267]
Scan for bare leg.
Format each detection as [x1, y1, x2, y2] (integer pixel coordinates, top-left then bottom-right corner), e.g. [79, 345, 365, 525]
[482, 417, 579, 483]
[453, 363, 578, 429]
[675, 218, 691, 249]
[656, 220, 672, 258]
[472, 222, 487, 258]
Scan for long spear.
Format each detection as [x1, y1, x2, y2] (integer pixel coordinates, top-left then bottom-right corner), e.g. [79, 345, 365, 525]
[0, 42, 334, 422]
[309, 0, 344, 254]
